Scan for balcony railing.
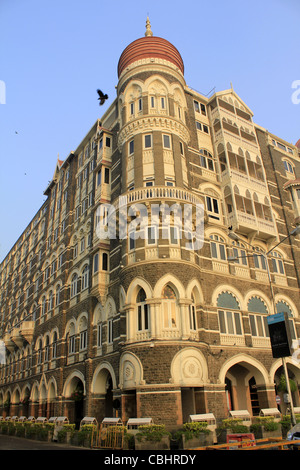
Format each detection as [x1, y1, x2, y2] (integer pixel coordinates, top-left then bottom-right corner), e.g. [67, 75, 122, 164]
[118, 186, 203, 207]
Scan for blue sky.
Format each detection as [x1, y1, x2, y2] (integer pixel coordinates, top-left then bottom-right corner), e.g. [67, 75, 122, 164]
[0, 0, 299, 262]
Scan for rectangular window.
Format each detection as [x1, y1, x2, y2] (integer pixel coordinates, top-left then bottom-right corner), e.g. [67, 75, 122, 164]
[161, 97, 165, 109]
[129, 140, 134, 155]
[218, 310, 243, 335]
[170, 226, 179, 244]
[163, 134, 171, 149]
[130, 102, 134, 115]
[200, 103, 206, 115]
[80, 330, 87, 350]
[189, 305, 197, 331]
[104, 168, 110, 184]
[97, 324, 103, 347]
[93, 253, 99, 273]
[146, 225, 157, 245]
[138, 304, 149, 331]
[163, 302, 177, 328]
[150, 96, 155, 108]
[144, 134, 152, 148]
[108, 319, 113, 344]
[206, 196, 219, 220]
[102, 252, 108, 271]
[129, 232, 135, 251]
[97, 169, 102, 186]
[69, 335, 76, 354]
[249, 314, 270, 338]
[194, 100, 200, 113]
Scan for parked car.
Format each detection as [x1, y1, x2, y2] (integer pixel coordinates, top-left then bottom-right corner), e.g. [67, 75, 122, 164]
[286, 424, 300, 450]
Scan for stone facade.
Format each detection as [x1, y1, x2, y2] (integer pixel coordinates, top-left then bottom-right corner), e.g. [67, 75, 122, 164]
[1, 20, 300, 430]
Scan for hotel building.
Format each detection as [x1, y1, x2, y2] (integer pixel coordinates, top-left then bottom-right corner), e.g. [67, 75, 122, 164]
[1, 19, 300, 428]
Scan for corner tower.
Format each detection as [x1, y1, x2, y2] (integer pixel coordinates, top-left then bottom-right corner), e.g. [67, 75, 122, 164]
[116, 17, 190, 192]
[112, 19, 206, 426]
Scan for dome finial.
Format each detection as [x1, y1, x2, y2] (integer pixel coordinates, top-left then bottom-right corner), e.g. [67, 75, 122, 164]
[145, 16, 153, 37]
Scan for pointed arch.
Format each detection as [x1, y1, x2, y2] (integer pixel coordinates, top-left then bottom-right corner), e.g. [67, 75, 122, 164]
[219, 354, 270, 386]
[126, 277, 153, 305]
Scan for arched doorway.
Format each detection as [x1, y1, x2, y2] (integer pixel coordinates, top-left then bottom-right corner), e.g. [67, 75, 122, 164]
[105, 376, 113, 416]
[92, 363, 117, 422]
[21, 387, 31, 417]
[71, 379, 84, 429]
[220, 356, 270, 417]
[64, 373, 86, 429]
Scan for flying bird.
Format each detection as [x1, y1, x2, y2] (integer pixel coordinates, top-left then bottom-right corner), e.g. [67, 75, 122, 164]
[97, 89, 108, 106]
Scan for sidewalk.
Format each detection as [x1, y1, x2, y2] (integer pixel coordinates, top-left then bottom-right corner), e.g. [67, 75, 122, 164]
[0, 433, 92, 450]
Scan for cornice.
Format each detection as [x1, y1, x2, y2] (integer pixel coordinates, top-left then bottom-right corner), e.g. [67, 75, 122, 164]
[118, 115, 190, 149]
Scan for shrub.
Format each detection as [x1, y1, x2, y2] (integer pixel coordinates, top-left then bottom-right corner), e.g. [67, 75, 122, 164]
[45, 423, 55, 434]
[250, 416, 279, 434]
[26, 424, 37, 438]
[136, 424, 171, 442]
[57, 428, 67, 442]
[36, 425, 49, 441]
[1, 423, 8, 434]
[174, 421, 211, 442]
[15, 423, 26, 437]
[218, 418, 249, 434]
[8, 423, 16, 436]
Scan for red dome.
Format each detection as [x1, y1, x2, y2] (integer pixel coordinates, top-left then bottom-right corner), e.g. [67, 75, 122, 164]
[118, 36, 184, 77]
[296, 139, 300, 149]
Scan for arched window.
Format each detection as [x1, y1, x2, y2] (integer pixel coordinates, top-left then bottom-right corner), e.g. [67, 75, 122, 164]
[55, 284, 61, 306]
[217, 292, 243, 336]
[199, 149, 214, 172]
[162, 285, 177, 329]
[71, 273, 78, 297]
[231, 240, 247, 265]
[276, 301, 296, 340]
[82, 265, 89, 290]
[41, 296, 47, 316]
[210, 234, 226, 260]
[45, 336, 50, 362]
[253, 247, 267, 270]
[283, 160, 294, 175]
[68, 323, 76, 354]
[248, 296, 269, 338]
[37, 339, 43, 364]
[271, 251, 285, 275]
[79, 317, 88, 351]
[137, 288, 149, 332]
[52, 331, 58, 359]
[48, 291, 54, 310]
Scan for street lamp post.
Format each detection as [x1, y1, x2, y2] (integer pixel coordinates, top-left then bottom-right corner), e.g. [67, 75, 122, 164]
[227, 226, 300, 426]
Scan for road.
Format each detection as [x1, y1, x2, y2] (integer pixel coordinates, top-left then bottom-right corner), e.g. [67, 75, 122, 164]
[0, 434, 92, 450]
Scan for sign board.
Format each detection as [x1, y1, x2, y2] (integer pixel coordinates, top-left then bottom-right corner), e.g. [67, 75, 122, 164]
[267, 312, 292, 358]
[227, 433, 255, 449]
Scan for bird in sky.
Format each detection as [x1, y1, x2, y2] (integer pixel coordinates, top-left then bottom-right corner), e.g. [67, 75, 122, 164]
[97, 89, 108, 106]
